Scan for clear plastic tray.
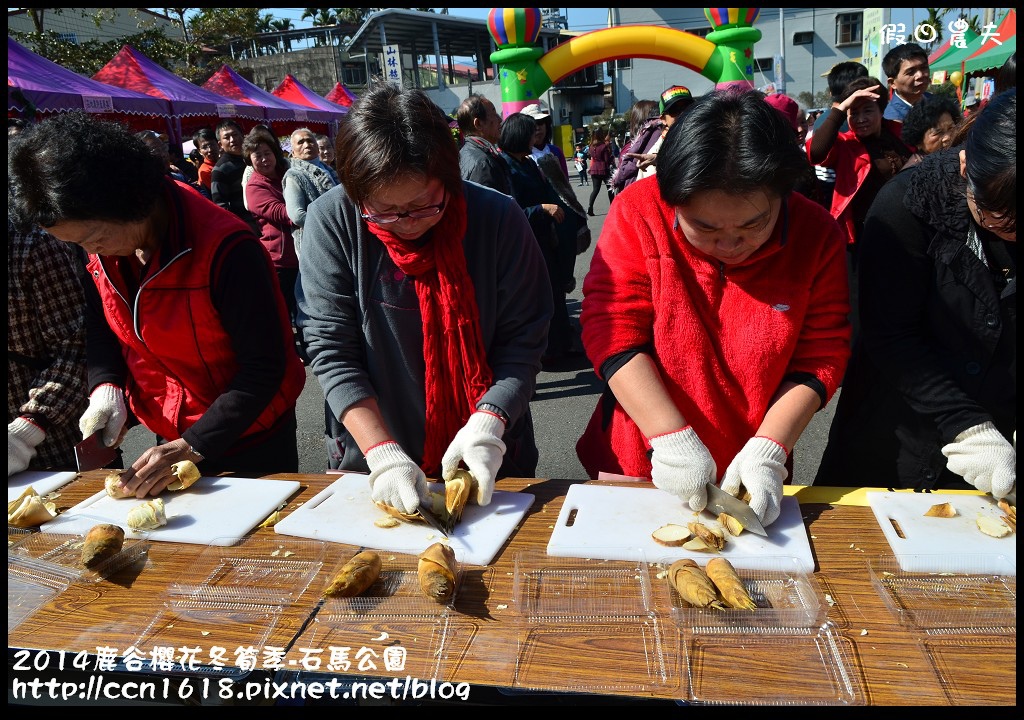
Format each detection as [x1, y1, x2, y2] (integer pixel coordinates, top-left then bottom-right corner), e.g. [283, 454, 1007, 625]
[308, 547, 466, 682]
[167, 535, 326, 607]
[512, 551, 654, 620]
[921, 634, 1017, 705]
[130, 600, 282, 679]
[868, 554, 1016, 630]
[8, 526, 33, 547]
[658, 555, 828, 630]
[319, 547, 462, 618]
[682, 620, 864, 705]
[8, 530, 150, 584]
[8, 564, 70, 633]
[507, 550, 677, 694]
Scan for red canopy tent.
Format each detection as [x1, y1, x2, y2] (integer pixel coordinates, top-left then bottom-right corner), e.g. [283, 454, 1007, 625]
[202, 64, 341, 136]
[93, 45, 266, 142]
[8, 37, 173, 135]
[324, 82, 358, 108]
[272, 74, 351, 115]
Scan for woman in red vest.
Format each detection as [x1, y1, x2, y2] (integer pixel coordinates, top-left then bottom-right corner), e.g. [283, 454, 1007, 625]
[8, 112, 306, 497]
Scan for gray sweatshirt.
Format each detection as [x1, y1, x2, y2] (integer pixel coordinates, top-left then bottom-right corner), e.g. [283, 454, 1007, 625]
[297, 179, 553, 474]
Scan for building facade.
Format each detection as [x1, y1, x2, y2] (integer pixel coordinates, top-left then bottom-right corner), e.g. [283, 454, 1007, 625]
[7, 8, 184, 43]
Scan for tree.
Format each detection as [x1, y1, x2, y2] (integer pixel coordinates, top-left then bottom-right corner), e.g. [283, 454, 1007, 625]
[917, 8, 950, 48]
[271, 18, 295, 52]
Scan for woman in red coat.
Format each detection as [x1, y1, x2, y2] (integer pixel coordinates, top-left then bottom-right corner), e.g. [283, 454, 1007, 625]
[243, 128, 299, 327]
[576, 90, 851, 530]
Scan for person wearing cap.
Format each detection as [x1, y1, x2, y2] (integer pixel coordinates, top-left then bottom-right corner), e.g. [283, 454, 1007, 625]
[576, 90, 850, 530]
[611, 99, 663, 195]
[763, 93, 818, 202]
[634, 85, 695, 181]
[520, 102, 570, 180]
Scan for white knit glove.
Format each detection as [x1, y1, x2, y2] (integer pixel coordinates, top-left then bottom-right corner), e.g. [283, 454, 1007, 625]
[721, 436, 789, 527]
[648, 427, 716, 512]
[941, 421, 1016, 499]
[79, 384, 128, 447]
[441, 411, 507, 506]
[8, 417, 46, 477]
[365, 441, 428, 515]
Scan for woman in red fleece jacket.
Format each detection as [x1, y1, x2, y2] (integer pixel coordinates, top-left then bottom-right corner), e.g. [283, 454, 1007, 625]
[576, 90, 851, 529]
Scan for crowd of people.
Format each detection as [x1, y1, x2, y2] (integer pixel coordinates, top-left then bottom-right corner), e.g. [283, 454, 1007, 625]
[7, 46, 1016, 527]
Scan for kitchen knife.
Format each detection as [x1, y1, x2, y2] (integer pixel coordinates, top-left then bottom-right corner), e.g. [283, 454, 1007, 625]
[705, 481, 768, 537]
[417, 503, 450, 537]
[74, 430, 119, 472]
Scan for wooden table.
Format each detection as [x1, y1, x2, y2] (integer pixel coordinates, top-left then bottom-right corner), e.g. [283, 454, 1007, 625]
[7, 472, 1016, 706]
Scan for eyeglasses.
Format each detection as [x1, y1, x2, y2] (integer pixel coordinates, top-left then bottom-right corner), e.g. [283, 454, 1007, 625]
[967, 184, 1013, 233]
[361, 190, 448, 225]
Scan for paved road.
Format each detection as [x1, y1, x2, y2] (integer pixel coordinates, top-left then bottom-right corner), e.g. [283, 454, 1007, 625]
[120, 180, 837, 484]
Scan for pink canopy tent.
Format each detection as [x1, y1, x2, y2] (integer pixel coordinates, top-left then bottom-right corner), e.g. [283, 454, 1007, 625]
[202, 64, 342, 135]
[94, 45, 266, 142]
[324, 82, 358, 107]
[8, 37, 173, 135]
[272, 74, 351, 115]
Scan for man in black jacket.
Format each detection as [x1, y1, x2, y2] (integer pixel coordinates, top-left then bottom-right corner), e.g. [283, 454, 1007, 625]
[456, 94, 512, 195]
[211, 119, 260, 234]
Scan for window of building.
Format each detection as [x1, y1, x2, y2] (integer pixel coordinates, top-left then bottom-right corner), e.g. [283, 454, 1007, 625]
[56, 32, 79, 44]
[754, 57, 773, 73]
[793, 31, 814, 46]
[341, 62, 367, 87]
[686, 26, 713, 38]
[836, 12, 862, 46]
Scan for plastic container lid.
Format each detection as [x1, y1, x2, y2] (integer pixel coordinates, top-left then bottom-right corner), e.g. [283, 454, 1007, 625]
[8, 530, 150, 584]
[868, 553, 1016, 630]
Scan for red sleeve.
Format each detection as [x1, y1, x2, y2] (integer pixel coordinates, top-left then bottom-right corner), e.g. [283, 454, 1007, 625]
[579, 189, 657, 377]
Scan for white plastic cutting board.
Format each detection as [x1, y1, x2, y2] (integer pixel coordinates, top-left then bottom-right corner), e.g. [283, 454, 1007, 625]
[273, 473, 535, 566]
[546, 484, 815, 572]
[39, 476, 299, 546]
[867, 491, 1016, 573]
[8, 471, 79, 501]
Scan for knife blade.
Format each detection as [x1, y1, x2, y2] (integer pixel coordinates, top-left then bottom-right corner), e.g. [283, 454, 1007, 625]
[705, 481, 768, 537]
[74, 430, 119, 472]
[417, 503, 450, 537]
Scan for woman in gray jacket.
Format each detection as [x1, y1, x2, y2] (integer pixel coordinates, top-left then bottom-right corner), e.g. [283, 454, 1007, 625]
[297, 85, 553, 515]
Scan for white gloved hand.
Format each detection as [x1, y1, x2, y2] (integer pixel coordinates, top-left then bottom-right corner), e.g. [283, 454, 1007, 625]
[8, 417, 46, 477]
[441, 411, 507, 506]
[720, 436, 789, 527]
[648, 427, 716, 512]
[941, 421, 1016, 499]
[365, 441, 428, 515]
[78, 384, 128, 447]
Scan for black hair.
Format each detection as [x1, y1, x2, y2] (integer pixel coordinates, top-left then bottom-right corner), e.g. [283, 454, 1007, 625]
[241, 126, 289, 174]
[882, 43, 929, 82]
[334, 84, 462, 206]
[656, 90, 810, 204]
[840, 76, 890, 112]
[215, 118, 244, 140]
[827, 61, 869, 101]
[499, 112, 537, 155]
[900, 94, 962, 148]
[456, 94, 495, 135]
[964, 89, 1015, 234]
[8, 111, 165, 230]
[996, 51, 1016, 95]
[192, 127, 217, 147]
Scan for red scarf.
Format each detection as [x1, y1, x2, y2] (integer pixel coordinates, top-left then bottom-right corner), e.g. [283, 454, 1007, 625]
[365, 189, 493, 474]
